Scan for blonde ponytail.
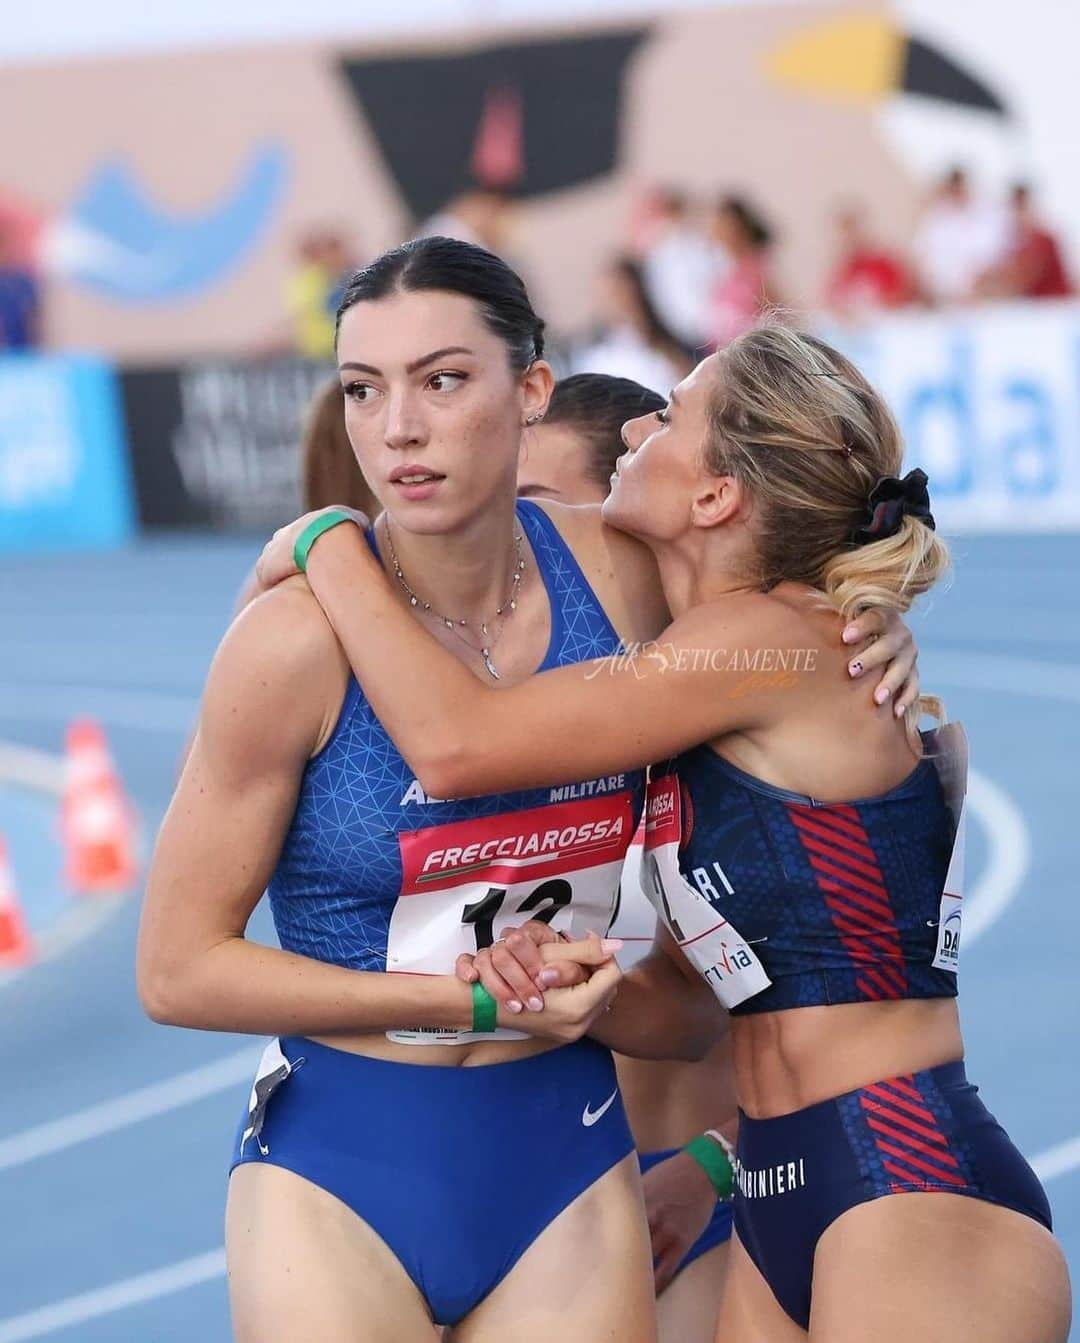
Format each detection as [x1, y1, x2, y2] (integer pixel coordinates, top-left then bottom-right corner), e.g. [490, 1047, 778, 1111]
[821, 515, 950, 621]
[705, 324, 951, 739]
[823, 516, 950, 740]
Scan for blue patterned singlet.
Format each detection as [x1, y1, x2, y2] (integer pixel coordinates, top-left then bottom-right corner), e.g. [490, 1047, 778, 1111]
[267, 500, 644, 1041]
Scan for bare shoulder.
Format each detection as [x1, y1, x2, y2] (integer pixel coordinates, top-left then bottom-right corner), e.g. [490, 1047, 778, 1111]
[673, 585, 831, 647]
[223, 576, 344, 677]
[656, 589, 835, 690]
[662, 588, 777, 646]
[763, 583, 848, 660]
[201, 577, 350, 765]
[528, 499, 669, 644]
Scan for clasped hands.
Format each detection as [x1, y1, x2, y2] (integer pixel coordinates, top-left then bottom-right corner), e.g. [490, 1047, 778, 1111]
[458, 922, 623, 1044]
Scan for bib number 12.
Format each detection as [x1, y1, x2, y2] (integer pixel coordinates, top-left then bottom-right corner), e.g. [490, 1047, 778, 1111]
[462, 878, 572, 949]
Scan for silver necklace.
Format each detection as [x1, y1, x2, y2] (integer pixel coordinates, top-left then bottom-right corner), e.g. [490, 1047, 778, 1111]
[383, 518, 526, 680]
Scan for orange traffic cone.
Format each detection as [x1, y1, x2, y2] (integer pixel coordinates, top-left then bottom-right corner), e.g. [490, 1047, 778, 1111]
[62, 719, 137, 894]
[0, 836, 33, 967]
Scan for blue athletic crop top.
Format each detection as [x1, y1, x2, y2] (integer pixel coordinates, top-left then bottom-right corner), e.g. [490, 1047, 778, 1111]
[650, 742, 959, 1015]
[266, 500, 645, 982]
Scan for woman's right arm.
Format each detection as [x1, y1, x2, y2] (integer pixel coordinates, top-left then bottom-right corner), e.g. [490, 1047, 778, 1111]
[137, 582, 476, 1037]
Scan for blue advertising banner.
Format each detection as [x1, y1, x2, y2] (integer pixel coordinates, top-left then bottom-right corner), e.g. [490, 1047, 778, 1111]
[0, 355, 134, 553]
[827, 300, 1080, 533]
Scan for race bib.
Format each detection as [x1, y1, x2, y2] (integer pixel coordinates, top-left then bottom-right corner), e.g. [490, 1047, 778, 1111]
[241, 1039, 303, 1157]
[386, 791, 634, 1045]
[641, 774, 772, 1010]
[606, 817, 659, 971]
[925, 723, 969, 973]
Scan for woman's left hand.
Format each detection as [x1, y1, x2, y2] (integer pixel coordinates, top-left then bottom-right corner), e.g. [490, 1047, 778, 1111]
[643, 1150, 721, 1295]
[843, 608, 919, 717]
[255, 507, 370, 591]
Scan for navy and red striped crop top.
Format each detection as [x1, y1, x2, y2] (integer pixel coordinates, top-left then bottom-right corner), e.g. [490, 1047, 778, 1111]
[647, 742, 960, 1016]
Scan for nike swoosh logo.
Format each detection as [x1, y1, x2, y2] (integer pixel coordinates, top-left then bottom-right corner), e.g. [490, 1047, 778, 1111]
[582, 1089, 618, 1127]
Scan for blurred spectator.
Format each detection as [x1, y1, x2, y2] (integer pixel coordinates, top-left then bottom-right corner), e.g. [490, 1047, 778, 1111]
[911, 167, 1008, 306]
[976, 184, 1074, 301]
[0, 218, 41, 350]
[284, 229, 356, 360]
[826, 204, 913, 319]
[573, 256, 692, 394]
[417, 186, 515, 254]
[638, 187, 723, 351]
[709, 195, 780, 347]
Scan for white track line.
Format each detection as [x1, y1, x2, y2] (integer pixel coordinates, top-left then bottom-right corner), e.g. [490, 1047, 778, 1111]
[963, 769, 1030, 947]
[928, 650, 1080, 705]
[0, 1249, 226, 1343]
[1031, 1134, 1080, 1184]
[0, 744, 66, 794]
[0, 1046, 260, 1172]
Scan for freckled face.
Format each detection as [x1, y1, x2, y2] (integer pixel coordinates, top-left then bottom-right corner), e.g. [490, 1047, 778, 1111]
[337, 289, 526, 533]
[602, 354, 719, 542]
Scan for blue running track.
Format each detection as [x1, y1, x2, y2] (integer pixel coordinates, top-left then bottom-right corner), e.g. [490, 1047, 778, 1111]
[0, 533, 1076, 1341]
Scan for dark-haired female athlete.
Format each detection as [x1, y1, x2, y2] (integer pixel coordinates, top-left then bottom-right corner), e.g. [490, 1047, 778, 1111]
[138, 239, 918, 1343]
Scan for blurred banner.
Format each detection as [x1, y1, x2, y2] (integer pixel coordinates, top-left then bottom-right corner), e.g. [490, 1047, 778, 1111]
[0, 354, 133, 553]
[5, 298, 1080, 552]
[0, 5, 1023, 360]
[121, 357, 330, 531]
[828, 299, 1080, 532]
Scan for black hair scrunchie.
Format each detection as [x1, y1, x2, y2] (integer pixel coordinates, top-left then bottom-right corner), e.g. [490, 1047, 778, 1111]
[851, 468, 935, 546]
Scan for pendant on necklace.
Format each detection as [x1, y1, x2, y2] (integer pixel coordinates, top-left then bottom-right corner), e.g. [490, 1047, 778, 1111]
[481, 648, 500, 680]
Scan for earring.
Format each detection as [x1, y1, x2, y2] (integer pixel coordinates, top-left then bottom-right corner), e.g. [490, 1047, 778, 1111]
[524, 412, 543, 426]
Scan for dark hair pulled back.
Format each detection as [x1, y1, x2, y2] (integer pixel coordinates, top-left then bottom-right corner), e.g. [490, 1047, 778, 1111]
[336, 236, 545, 371]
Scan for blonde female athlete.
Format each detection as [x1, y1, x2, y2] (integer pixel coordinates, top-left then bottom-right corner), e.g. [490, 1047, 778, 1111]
[258, 322, 1069, 1342]
[519, 372, 737, 1343]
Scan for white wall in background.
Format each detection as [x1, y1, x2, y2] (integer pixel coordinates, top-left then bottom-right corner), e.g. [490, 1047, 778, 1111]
[0, 0, 790, 63]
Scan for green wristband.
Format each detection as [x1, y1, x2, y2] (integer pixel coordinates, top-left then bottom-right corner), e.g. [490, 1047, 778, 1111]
[684, 1132, 735, 1200]
[293, 509, 353, 574]
[471, 981, 498, 1033]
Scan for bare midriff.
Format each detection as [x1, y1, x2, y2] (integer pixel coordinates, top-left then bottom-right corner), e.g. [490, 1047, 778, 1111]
[732, 997, 963, 1118]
